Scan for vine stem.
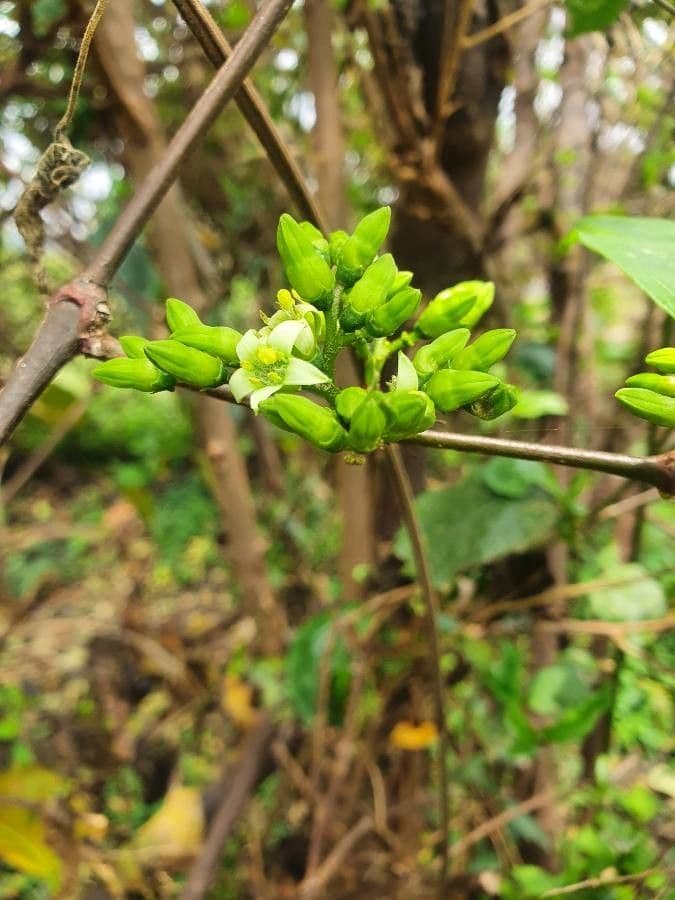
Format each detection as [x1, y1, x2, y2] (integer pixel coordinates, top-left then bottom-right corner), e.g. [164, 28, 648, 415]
[385, 444, 450, 894]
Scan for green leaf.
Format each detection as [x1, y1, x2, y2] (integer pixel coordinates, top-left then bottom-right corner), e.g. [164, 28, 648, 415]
[481, 458, 551, 500]
[31, 0, 66, 36]
[572, 215, 675, 318]
[585, 564, 667, 621]
[286, 612, 352, 725]
[540, 684, 612, 744]
[394, 474, 558, 589]
[565, 0, 627, 36]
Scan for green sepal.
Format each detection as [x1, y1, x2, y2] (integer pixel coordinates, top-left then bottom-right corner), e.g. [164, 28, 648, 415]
[347, 393, 387, 453]
[335, 386, 368, 423]
[92, 357, 174, 393]
[467, 382, 519, 420]
[144, 339, 225, 389]
[340, 253, 397, 330]
[260, 394, 348, 452]
[276, 213, 335, 307]
[171, 325, 241, 365]
[336, 206, 391, 285]
[625, 372, 675, 398]
[413, 328, 471, 378]
[381, 390, 436, 441]
[425, 369, 499, 413]
[416, 281, 494, 338]
[615, 388, 675, 427]
[645, 347, 675, 374]
[119, 335, 151, 360]
[452, 328, 517, 372]
[366, 286, 421, 338]
[166, 297, 202, 332]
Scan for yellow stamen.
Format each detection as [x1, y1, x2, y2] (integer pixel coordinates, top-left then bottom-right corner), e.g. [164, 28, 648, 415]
[257, 346, 282, 365]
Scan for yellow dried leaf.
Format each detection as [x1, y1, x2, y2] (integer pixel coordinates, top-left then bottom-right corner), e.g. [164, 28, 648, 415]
[222, 675, 258, 729]
[390, 720, 438, 751]
[0, 765, 68, 803]
[0, 803, 62, 889]
[132, 785, 204, 862]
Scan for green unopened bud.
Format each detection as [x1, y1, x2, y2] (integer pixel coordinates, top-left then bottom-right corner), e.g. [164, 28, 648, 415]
[92, 358, 174, 393]
[171, 325, 241, 365]
[329, 229, 349, 265]
[337, 206, 391, 285]
[645, 347, 675, 374]
[340, 253, 397, 330]
[348, 394, 387, 452]
[366, 286, 421, 338]
[381, 390, 436, 441]
[119, 335, 151, 359]
[452, 329, 517, 372]
[387, 271, 413, 298]
[299, 221, 330, 261]
[468, 382, 518, 420]
[144, 340, 225, 389]
[416, 281, 494, 338]
[413, 328, 470, 379]
[260, 394, 347, 452]
[166, 297, 202, 332]
[615, 388, 675, 427]
[277, 213, 335, 307]
[425, 369, 499, 413]
[626, 373, 675, 398]
[336, 386, 368, 423]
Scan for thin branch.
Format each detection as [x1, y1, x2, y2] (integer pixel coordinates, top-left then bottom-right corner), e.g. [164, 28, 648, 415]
[181, 716, 275, 900]
[542, 866, 672, 897]
[385, 444, 450, 894]
[462, 0, 551, 51]
[434, 0, 475, 139]
[171, 0, 326, 229]
[0, 0, 294, 447]
[450, 789, 554, 859]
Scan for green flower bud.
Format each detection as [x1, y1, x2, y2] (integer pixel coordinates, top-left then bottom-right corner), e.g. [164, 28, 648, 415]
[381, 390, 436, 441]
[468, 382, 519, 420]
[416, 281, 494, 338]
[413, 328, 471, 378]
[171, 325, 242, 365]
[366, 286, 421, 338]
[166, 297, 202, 332]
[276, 213, 335, 307]
[425, 369, 499, 413]
[336, 386, 368, 423]
[387, 271, 413, 298]
[452, 329, 517, 372]
[260, 394, 348, 452]
[348, 394, 387, 453]
[299, 221, 330, 261]
[337, 206, 391, 285]
[615, 388, 675, 427]
[625, 372, 675, 398]
[144, 340, 225, 389]
[92, 358, 174, 393]
[340, 253, 397, 331]
[119, 335, 151, 359]
[328, 229, 349, 265]
[645, 347, 675, 374]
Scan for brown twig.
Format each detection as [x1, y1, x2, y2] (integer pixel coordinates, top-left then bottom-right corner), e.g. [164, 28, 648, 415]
[462, 0, 551, 50]
[450, 789, 554, 860]
[434, 0, 475, 139]
[385, 444, 450, 894]
[181, 716, 275, 900]
[542, 865, 672, 897]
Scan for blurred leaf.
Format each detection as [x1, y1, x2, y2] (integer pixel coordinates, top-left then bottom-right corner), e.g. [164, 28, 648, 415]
[222, 675, 258, 730]
[572, 216, 675, 318]
[511, 390, 569, 419]
[481, 458, 551, 500]
[540, 684, 612, 743]
[132, 785, 204, 861]
[565, 0, 627, 35]
[0, 804, 62, 890]
[286, 612, 351, 725]
[390, 721, 438, 750]
[394, 474, 558, 588]
[0, 767, 68, 803]
[586, 564, 667, 621]
[529, 660, 590, 716]
[31, 0, 66, 36]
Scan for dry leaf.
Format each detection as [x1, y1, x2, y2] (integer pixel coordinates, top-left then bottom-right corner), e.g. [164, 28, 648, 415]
[222, 674, 259, 729]
[132, 785, 204, 864]
[390, 720, 438, 751]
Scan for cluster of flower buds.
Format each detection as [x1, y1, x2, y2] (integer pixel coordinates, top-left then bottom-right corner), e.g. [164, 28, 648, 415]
[616, 347, 675, 427]
[93, 208, 520, 453]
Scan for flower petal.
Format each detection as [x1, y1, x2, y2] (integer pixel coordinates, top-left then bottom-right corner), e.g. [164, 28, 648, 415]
[236, 329, 259, 362]
[268, 320, 306, 354]
[285, 358, 330, 386]
[250, 384, 280, 412]
[229, 368, 256, 401]
[394, 351, 418, 392]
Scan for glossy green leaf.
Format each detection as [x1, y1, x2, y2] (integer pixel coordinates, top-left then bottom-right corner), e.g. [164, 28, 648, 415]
[565, 0, 627, 36]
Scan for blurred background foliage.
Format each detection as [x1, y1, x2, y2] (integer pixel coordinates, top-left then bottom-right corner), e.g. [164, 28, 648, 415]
[0, 0, 674, 897]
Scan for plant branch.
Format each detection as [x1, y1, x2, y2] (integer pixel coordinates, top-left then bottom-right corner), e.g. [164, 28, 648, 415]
[0, 0, 293, 447]
[385, 444, 450, 894]
[434, 0, 475, 140]
[171, 0, 327, 229]
[462, 0, 550, 50]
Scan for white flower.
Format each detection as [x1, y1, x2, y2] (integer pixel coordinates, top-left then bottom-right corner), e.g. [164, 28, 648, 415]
[229, 321, 330, 412]
[260, 290, 324, 359]
[389, 351, 419, 392]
